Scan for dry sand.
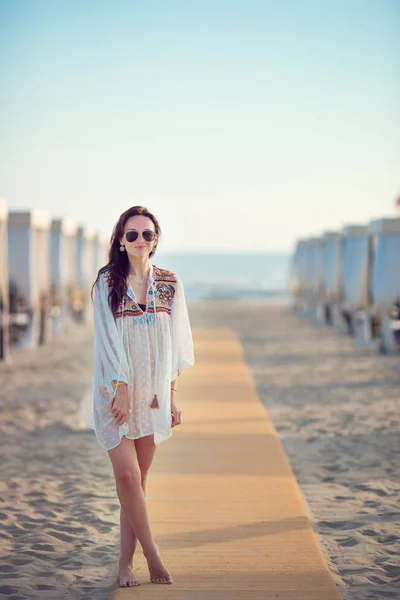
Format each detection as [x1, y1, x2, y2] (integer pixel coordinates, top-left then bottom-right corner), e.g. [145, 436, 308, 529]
[0, 302, 399, 599]
[0, 322, 116, 600]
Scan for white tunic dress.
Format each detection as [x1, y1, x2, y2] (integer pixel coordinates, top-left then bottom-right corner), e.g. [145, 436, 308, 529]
[90, 263, 195, 451]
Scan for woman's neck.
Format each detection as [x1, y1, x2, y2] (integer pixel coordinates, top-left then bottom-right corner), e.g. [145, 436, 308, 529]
[127, 257, 151, 278]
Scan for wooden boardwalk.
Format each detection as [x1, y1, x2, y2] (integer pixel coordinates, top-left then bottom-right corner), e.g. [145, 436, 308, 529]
[111, 329, 342, 599]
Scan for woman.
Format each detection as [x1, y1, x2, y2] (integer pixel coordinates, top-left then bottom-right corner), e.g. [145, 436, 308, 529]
[90, 205, 195, 587]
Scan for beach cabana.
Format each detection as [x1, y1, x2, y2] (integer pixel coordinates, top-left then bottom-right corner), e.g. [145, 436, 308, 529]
[303, 237, 323, 320]
[369, 217, 400, 353]
[318, 231, 342, 326]
[340, 224, 374, 344]
[93, 231, 109, 280]
[291, 237, 323, 319]
[0, 198, 9, 360]
[75, 225, 95, 322]
[8, 209, 52, 348]
[290, 239, 307, 313]
[50, 218, 77, 334]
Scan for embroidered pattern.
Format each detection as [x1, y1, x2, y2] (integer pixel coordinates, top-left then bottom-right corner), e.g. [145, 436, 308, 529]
[103, 270, 113, 286]
[119, 295, 145, 318]
[153, 266, 178, 284]
[155, 283, 174, 307]
[151, 266, 177, 315]
[109, 265, 178, 319]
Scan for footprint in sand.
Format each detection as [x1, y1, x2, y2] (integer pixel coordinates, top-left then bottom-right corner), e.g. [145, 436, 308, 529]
[0, 565, 16, 574]
[318, 520, 364, 530]
[338, 536, 359, 547]
[334, 495, 352, 502]
[0, 586, 20, 596]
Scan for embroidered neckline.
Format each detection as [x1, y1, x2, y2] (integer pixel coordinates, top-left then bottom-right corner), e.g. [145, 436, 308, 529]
[114, 265, 178, 319]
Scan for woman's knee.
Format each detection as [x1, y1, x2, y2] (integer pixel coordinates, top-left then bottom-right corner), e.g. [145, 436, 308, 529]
[108, 436, 142, 487]
[115, 466, 142, 491]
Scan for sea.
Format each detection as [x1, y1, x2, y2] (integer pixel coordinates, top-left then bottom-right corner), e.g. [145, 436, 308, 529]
[154, 252, 291, 303]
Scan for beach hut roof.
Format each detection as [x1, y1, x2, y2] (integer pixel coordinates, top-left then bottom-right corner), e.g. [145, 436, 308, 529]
[8, 209, 51, 230]
[341, 224, 368, 236]
[51, 218, 77, 236]
[368, 217, 400, 235]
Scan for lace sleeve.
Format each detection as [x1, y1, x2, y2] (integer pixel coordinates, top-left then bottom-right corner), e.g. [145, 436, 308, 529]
[93, 273, 129, 391]
[171, 275, 195, 380]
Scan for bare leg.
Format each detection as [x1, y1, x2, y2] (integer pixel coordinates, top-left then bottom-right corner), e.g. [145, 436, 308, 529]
[108, 435, 172, 585]
[117, 503, 140, 588]
[117, 435, 156, 586]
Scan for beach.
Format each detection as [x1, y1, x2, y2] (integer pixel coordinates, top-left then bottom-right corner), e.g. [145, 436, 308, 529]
[0, 302, 399, 599]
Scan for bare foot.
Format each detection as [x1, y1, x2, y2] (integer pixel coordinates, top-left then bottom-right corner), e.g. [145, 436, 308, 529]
[146, 545, 173, 584]
[117, 563, 141, 587]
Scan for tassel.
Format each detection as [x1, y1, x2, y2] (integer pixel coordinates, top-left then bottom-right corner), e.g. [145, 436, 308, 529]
[149, 394, 159, 409]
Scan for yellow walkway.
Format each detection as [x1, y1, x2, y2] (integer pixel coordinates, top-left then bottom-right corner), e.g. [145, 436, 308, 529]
[111, 329, 342, 599]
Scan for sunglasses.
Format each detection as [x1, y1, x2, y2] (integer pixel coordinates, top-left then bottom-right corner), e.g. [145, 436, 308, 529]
[124, 230, 156, 243]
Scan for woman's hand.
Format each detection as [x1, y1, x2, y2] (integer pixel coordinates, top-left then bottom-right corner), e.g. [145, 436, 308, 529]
[111, 385, 129, 426]
[171, 390, 181, 427]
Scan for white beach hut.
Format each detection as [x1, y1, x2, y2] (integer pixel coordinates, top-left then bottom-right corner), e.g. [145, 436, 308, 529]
[8, 209, 52, 348]
[50, 218, 77, 334]
[290, 239, 306, 312]
[291, 237, 323, 319]
[304, 237, 323, 321]
[318, 231, 342, 326]
[0, 198, 9, 360]
[369, 217, 400, 353]
[76, 225, 95, 323]
[340, 224, 373, 344]
[93, 231, 109, 279]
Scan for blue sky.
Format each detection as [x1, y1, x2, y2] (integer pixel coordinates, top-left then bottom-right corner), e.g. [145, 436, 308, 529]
[0, 0, 399, 252]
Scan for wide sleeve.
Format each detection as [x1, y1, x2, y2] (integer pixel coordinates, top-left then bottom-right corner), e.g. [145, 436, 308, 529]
[93, 273, 130, 391]
[171, 274, 195, 380]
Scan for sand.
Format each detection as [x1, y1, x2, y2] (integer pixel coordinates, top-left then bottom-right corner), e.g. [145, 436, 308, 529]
[0, 302, 399, 599]
[0, 322, 117, 600]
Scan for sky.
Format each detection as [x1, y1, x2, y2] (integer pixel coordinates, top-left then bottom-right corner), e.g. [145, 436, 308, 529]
[0, 0, 399, 253]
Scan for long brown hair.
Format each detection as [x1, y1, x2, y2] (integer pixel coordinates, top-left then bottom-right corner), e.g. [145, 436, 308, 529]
[91, 206, 162, 316]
